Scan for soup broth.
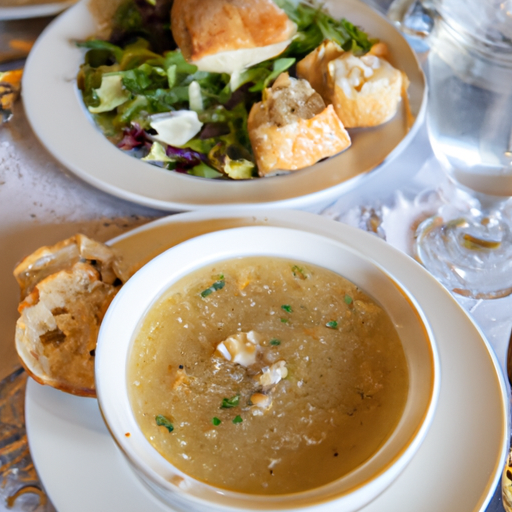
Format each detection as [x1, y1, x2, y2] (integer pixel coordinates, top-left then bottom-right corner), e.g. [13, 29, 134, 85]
[128, 257, 409, 495]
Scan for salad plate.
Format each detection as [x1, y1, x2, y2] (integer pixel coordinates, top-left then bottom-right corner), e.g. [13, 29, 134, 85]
[0, 0, 76, 20]
[22, 0, 427, 212]
[25, 210, 508, 512]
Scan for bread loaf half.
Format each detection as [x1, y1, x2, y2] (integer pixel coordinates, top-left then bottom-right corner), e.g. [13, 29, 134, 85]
[13, 235, 127, 397]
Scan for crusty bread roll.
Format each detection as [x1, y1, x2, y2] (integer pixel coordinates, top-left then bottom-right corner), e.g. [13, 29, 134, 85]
[171, 0, 296, 72]
[297, 42, 407, 128]
[248, 73, 351, 176]
[13, 235, 127, 397]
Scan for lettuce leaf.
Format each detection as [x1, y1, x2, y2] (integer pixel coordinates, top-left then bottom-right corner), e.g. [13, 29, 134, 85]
[276, 0, 377, 57]
[77, 0, 376, 179]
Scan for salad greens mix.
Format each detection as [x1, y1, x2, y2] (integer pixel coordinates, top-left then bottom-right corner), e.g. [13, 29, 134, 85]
[77, 0, 376, 179]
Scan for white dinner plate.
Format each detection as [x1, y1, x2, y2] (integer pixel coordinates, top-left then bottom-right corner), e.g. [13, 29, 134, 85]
[26, 210, 508, 512]
[22, 0, 427, 212]
[0, 0, 76, 20]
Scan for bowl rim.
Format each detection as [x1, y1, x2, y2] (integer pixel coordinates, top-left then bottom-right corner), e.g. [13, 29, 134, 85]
[95, 225, 440, 511]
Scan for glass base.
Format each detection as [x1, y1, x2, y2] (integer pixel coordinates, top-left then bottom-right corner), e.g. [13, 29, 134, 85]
[415, 214, 512, 299]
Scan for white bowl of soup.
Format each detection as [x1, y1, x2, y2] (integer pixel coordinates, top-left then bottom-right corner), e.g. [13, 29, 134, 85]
[96, 226, 439, 512]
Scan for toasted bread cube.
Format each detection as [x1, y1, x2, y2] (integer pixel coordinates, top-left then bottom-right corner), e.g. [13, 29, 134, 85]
[298, 41, 407, 129]
[327, 52, 405, 128]
[296, 40, 344, 100]
[248, 73, 351, 176]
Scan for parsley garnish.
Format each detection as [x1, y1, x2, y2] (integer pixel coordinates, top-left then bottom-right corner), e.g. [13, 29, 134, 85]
[270, 338, 281, 346]
[344, 295, 353, 305]
[291, 265, 307, 279]
[155, 415, 174, 432]
[221, 395, 240, 408]
[280, 318, 289, 323]
[326, 321, 338, 329]
[281, 304, 293, 313]
[232, 415, 243, 424]
[212, 417, 221, 426]
[201, 279, 225, 298]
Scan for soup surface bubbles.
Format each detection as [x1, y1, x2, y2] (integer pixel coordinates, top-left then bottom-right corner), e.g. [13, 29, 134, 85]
[128, 256, 409, 494]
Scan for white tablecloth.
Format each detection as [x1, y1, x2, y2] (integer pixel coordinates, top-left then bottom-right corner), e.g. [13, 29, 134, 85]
[1, 3, 510, 511]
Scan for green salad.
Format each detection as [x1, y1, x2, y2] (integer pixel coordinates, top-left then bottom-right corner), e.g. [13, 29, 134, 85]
[77, 0, 376, 179]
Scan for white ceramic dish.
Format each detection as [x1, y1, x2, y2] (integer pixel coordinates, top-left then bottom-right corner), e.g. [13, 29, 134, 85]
[25, 210, 508, 512]
[0, 0, 75, 20]
[95, 225, 439, 512]
[22, 0, 427, 212]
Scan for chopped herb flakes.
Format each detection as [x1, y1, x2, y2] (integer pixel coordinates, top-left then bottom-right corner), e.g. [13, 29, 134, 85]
[155, 415, 174, 432]
[280, 318, 289, 323]
[200, 279, 225, 298]
[212, 417, 221, 426]
[270, 338, 281, 346]
[281, 304, 293, 313]
[326, 321, 338, 329]
[291, 264, 307, 279]
[344, 295, 353, 305]
[221, 395, 240, 408]
[232, 415, 243, 424]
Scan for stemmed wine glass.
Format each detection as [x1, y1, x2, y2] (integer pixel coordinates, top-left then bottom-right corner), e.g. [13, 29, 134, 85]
[390, 0, 512, 299]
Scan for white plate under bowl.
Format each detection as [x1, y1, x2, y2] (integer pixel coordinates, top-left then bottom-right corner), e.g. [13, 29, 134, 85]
[25, 210, 508, 512]
[21, 0, 427, 212]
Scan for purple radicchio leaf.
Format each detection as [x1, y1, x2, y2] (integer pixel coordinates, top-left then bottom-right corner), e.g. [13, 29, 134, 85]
[117, 123, 148, 150]
[166, 145, 206, 168]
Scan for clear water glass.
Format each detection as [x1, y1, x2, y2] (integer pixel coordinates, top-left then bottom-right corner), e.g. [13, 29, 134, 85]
[409, 0, 512, 298]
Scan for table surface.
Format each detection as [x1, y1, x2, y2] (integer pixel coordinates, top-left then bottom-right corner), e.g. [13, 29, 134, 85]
[1, 1, 511, 511]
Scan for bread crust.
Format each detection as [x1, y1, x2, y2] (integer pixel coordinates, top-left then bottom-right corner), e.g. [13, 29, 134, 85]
[13, 235, 127, 397]
[14, 234, 128, 299]
[15, 262, 118, 397]
[248, 74, 351, 176]
[171, 0, 296, 61]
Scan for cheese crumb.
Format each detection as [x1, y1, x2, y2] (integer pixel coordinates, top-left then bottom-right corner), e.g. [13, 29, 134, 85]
[256, 360, 288, 388]
[149, 110, 203, 147]
[250, 392, 272, 411]
[215, 331, 262, 367]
